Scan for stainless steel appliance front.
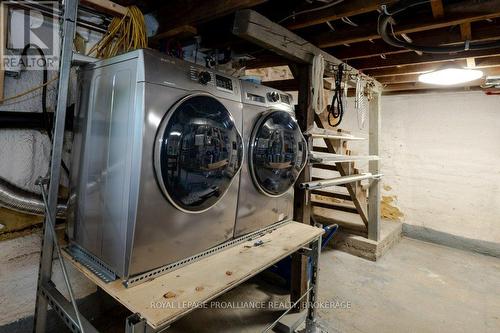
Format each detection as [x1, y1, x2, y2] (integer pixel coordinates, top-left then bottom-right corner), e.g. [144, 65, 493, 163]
[69, 49, 243, 278]
[234, 81, 308, 237]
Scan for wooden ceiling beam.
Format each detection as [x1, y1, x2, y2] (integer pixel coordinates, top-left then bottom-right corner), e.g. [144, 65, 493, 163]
[154, 0, 267, 35]
[348, 47, 500, 70]
[285, 0, 397, 30]
[314, 0, 500, 48]
[363, 55, 500, 77]
[330, 21, 500, 60]
[430, 0, 444, 19]
[382, 79, 484, 92]
[376, 66, 500, 84]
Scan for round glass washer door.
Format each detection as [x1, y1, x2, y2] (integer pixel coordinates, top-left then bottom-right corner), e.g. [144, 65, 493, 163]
[154, 94, 243, 213]
[250, 110, 308, 197]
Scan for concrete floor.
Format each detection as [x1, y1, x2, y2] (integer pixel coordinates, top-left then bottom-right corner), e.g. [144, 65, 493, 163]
[5, 237, 500, 332]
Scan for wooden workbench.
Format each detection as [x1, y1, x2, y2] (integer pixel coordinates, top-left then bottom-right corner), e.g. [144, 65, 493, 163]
[63, 221, 324, 330]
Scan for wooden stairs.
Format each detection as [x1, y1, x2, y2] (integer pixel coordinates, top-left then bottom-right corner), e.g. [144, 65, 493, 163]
[310, 113, 370, 237]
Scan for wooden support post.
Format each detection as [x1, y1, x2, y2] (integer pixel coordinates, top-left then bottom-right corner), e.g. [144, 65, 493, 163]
[368, 92, 381, 241]
[291, 64, 313, 311]
[0, 2, 7, 102]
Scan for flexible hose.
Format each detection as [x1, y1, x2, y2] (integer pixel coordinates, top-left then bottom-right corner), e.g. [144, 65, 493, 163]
[378, 0, 500, 53]
[0, 177, 66, 218]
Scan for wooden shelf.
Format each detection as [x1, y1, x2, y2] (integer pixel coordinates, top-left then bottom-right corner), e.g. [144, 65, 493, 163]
[63, 221, 324, 329]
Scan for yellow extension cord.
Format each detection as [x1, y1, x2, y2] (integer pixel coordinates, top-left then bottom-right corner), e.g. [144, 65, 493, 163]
[0, 6, 147, 104]
[88, 6, 147, 59]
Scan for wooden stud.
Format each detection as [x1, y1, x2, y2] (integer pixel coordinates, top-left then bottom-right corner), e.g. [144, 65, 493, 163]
[0, 2, 7, 102]
[291, 64, 314, 311]
[430, 0, 444, 18]
[80, 0, 127, 16]
[367, 92, 381, 241]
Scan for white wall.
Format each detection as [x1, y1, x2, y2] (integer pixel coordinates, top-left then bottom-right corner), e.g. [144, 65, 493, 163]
[380, 91, 500, 244]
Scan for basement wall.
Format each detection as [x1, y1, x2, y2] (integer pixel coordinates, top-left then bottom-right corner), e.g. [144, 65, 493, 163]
[380, 91, 500, 253]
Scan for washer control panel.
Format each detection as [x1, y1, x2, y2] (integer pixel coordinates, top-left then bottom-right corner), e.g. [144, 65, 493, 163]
[189, 66, 234, 92]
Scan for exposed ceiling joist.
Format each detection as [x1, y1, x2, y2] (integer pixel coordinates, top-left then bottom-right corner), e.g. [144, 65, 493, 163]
[382, 79, 484, 92]
[155, 0, 267, 35]
[331, 22, 500, 60]
[430, 0, 444, 19]
[315, 0, 500, 48]
[377, 66, 500, 84]
[285, 0, 397, 30]
[348, 47, 500, 70]
[233, 9, 381, 89]
[363, 55, 500, 77]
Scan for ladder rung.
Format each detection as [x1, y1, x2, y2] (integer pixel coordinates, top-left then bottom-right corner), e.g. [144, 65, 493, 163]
[310, 152, 380, 164]
[302, 173, 383, 190]
[311, 200, 359, 214]
[312, 164, 338, 172]
[308, 130, 365, 141]
[311, 190, 351, 201]
[312, 146, 329, 153]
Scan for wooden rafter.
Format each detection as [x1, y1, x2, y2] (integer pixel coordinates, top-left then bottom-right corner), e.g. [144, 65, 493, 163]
[348, 47, 500, 70]
[330, 21, 500, 61]
[285, 0, 397, 30]
[430, 0, 444, 18]
[154, 0, 267, 35]
[377, 66, 500, 84]
[314, 0, 500, 48]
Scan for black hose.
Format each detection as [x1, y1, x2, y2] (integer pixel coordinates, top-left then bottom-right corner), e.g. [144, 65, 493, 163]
[20, 44, 71, 177]
[378, 0, 500, 54]
[328, 64, 344, 127]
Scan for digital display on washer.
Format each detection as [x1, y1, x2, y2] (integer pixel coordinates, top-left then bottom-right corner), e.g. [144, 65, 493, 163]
[155, 95, 243, 212]
[250, 111, 308, 196]
[215, 75, 233, 91]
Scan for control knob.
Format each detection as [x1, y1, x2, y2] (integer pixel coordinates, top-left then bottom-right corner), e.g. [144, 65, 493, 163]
[267, 91, 280, 102]
[198, 71, 212, 85]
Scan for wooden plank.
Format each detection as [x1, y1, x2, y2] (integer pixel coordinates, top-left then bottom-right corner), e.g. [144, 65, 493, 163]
[314, 114, 369, 227]
[156, 0, 267, 35]
[80, 0, 127, 16]
[377, 66, 500, 83]
[383, 79, 485, 91]
[311, 189, 351, 201]
[315, 0, 500, 48]
[64, 221, 324, 329]
[330, 22, 500, 61]
[286, 0, 398, 30]
[150, 25, 197, 42]
[233, 9, 381, 89]
[0, 2, 7, 102]
[312, 163, 338, 172]
[365, 60, 468, 77]
[349, 47, 500, 70]
[313, 207, 367, 236]
[368, 92, 381, 241]
[311, 200, 358, 215]
[460, 22, 476, 68]
[430, 0, 444, 18]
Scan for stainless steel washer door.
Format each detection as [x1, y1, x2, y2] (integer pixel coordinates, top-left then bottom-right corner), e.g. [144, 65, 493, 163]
[250, 110, 308, 197]
[154, 93, 243, 213]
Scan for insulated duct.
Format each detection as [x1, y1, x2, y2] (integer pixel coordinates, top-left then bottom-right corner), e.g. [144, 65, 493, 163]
[0, 177, 67, 218]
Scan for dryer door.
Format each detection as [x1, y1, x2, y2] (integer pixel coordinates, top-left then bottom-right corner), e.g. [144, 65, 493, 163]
[250, 110, 308, 197]
[154, 94, 243, 213]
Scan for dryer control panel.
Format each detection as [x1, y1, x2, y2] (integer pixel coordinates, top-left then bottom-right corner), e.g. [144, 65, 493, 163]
[189, 66, 235, 93]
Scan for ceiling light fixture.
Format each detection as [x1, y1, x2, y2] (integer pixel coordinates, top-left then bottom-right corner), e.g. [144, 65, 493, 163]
[418, 68, 484, 85]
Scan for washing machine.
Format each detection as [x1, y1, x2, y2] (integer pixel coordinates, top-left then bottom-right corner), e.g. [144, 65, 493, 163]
[234, 80, 308, 237]
[68, 49, 244, 279]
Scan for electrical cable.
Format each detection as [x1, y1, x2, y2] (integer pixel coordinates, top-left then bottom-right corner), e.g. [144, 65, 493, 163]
[312, 54, 325, 114]
[328, 64, 344, 127]
[278, 0, 344, 24]
[88, 6, 147, 58]
[378, 0, 500, 53]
